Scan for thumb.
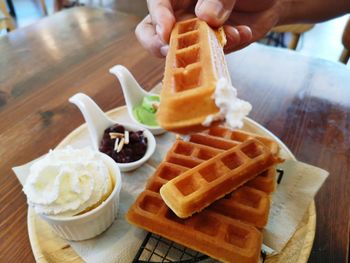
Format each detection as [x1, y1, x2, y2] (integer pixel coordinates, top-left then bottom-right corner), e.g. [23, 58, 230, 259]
[195, 0, 236, 27]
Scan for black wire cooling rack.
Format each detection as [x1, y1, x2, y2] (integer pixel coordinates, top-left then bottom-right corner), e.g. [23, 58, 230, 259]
[132, 169, 285, 263]
[132, 232, 268, 263]
[132, 232, 209, 263]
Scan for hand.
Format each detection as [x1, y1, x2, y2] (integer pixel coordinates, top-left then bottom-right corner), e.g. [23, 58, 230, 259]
[136, 0, 283, 57]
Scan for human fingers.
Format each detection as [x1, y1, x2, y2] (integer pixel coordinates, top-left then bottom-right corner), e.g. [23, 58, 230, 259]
[223, 25, 252, 53]
[195, 0, 236, 27]
[228, 8, 279, 42]
[135, 15, 168, 58]
[147, 0, 176, 43]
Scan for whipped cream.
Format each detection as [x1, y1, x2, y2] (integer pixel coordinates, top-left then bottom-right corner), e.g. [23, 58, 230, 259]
[23, 147, 112, 217]
[203, 78, 252, 129]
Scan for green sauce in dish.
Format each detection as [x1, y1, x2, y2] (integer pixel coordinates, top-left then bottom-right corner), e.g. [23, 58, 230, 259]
[132, 95, 160, 127]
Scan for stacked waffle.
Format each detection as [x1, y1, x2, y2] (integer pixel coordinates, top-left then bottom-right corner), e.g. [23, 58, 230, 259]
[157, 18, 230, 134]
[127, 127, 282, 263]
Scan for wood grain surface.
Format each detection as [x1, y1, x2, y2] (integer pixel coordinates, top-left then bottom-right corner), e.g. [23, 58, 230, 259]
[0, 7, 163, 262]
[0, 6, 349, 263]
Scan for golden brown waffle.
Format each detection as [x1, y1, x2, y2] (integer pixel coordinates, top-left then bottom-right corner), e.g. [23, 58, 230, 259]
[190, 125, 280, 156]
[128, 162, 263, 263]
[160, 139, 279, 218]
[157, 18, 230, 134]
[128, 191, 262, 263]
[165, 139, 276, 194]
[127, 130, 280, 262]
[146, 159, 271, 228]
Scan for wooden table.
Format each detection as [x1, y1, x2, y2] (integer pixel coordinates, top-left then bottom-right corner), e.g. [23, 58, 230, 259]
[0, 6, 349, 263]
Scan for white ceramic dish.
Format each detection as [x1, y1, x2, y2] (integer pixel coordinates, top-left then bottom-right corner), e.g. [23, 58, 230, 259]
[109, 65, 166, 135]
[69, 93, 156, 172]
[40, 152, 122, 241]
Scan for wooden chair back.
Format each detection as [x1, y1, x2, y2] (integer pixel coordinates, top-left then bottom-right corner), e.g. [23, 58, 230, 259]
[0, 0, 15, 32]
[340, 18, 350, 64]
[272, 24, 315, 50]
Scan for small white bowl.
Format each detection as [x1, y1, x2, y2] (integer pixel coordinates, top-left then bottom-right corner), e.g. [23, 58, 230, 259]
[109, 65, 166, 135]
[69, 93, 156, 172]
[40, 152, 122, 241]
[108, 123, 156, 172]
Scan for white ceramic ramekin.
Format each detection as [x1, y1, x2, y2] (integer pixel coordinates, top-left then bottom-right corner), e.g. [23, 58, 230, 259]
[39, 153, 122, 241]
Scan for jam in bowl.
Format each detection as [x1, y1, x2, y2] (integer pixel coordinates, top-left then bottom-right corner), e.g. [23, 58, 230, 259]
[69, 93, 156, 172]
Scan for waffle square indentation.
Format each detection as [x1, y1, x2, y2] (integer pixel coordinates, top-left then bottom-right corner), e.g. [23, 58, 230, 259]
[146, 180, 163, 193]
[208, 126, 229, 138]
[174, 142, 194, 155]
[174, 66, 201, 92]
[224, 225, 250, 248]
[139, 195, 163, 214]
[193, 215, 221, 236]
[177, 31, 199, 49]
[175, 47, 200, 68]
[199, 163, 227, 183]
[241, 142, 263, 159]
[197, 148, 216, 160]
[230, 131, 249, 142]
[235, 188, 261, 209]
[158, 165, 183, 181]
[178, 19, 198, 34]
[176, 175, 201, 196]
[221, 153, 243, 170]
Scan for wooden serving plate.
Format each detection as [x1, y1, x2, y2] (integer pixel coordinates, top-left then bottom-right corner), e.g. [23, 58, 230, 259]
[27, 105, 316, 263]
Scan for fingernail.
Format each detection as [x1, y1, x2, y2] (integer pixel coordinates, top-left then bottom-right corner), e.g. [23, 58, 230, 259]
[226, 27, 239, 39]
[198, 0, 223, 19]
[237, 26, 252, 43]
[160, 45, 169, 57]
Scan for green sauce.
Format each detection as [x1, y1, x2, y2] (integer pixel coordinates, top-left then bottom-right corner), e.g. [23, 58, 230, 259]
[132, 95, 160, 127]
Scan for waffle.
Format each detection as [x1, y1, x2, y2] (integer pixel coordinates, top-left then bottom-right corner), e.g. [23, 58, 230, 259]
[165, 139, 276, 194]
[127, 131, 279, 262]
[157, 18, 230, 134]
[190, 125, 280, 156]
[160, 138, 279, 218]
[128, 162, 263, 263]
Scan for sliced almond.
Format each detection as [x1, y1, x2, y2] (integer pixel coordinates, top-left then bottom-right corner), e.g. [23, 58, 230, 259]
[151, 102, 160, 111]
[117, 138, 125, 153]
[109, 132, 124, 139]
[124, 130, 129, 144]
[113, 138, 119, 151]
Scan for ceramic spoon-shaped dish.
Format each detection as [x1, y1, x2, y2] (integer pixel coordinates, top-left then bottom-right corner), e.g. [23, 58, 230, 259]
[69, 93, 156, 172]
[109, 65, 165, 135]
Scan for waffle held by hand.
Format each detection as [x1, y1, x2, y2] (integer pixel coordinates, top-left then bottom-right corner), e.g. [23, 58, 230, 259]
[160, 138, 280, 218]
[157, 18, 231, 134]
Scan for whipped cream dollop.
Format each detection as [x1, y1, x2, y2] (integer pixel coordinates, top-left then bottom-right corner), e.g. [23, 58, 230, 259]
[23, 147, 112, 217]
[203, 78, 252, 129]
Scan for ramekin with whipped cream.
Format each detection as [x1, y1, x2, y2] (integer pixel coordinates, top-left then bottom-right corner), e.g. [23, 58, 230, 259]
[23, 147, 122, 241]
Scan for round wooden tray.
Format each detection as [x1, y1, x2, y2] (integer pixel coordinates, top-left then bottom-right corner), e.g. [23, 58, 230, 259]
[27, 106, 316, 263]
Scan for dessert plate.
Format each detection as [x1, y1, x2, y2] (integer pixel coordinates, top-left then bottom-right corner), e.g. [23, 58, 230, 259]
[27, 86, 315, 263]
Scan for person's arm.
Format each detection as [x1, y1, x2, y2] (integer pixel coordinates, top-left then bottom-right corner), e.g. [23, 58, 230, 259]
[279, 0, 350, 25]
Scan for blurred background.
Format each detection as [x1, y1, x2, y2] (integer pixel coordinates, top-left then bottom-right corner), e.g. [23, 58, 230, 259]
[1, 0, 349, 66]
